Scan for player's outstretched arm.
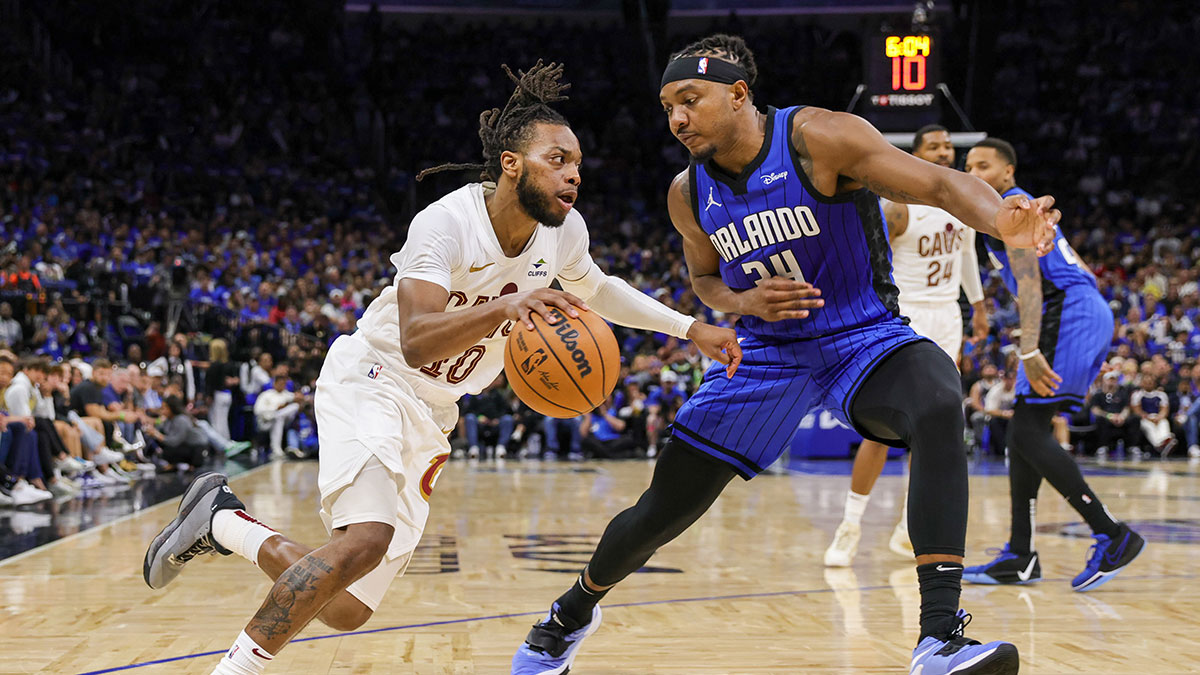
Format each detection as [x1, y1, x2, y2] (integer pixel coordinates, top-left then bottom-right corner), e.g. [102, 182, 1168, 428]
[794, 110, 1059, 253]
[556, 239, 742, 375]
[666, 171, 824, 323]
[396, 278, 586, 368]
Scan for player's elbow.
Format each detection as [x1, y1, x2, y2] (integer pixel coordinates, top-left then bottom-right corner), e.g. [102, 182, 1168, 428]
[400, 340, 428, 369]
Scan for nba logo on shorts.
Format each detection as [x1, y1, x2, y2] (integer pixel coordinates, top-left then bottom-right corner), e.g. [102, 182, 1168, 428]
[697, 57, 709, 74]
[367, 363, 383, 380]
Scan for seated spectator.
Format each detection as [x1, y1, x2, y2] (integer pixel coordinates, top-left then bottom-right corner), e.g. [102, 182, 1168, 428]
[461, 375, 514, 460]
[1131, 375, 1176, 457]
[966, 363, 1000, 453]
[543, 415, 586, 462]
[582, 394, 639, 459]
[1173, 374, 1200, 459]
[253, 374, 304, 459]
[983, 369, 1017, 454]
[0, 302, 22, 350]
[144, 396, 209, 470]
[646, 369, 689, 457]
[68, 358, 135, 485]
[1090, 371, 1138, 456]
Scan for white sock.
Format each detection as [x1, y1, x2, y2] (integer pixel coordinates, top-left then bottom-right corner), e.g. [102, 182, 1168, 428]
[843, 491, 870, 526]
[211, 509, 280, 566]
[212, 631, 274, 674]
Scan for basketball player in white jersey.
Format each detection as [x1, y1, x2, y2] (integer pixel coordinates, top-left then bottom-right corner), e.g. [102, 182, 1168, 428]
[824, 125, 987, 566]
[140, 62, 741, 675]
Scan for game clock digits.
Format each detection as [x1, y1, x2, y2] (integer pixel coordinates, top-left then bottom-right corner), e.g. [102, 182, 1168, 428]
[867, 33, 941, 110]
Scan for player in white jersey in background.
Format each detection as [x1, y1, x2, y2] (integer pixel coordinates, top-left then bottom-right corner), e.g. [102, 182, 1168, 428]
[140, 62, 740, 675]
[824, 125, 987, 566]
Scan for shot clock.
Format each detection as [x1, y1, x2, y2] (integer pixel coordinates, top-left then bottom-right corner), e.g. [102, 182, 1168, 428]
[868, 32, 941, 109]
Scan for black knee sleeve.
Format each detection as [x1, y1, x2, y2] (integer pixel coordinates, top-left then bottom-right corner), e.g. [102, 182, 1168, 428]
[586, 438, 735, 586]
[851, 341, 968, 557]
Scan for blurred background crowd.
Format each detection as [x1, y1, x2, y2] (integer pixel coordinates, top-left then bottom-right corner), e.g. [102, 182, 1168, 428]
[2, 0, 1199, 506]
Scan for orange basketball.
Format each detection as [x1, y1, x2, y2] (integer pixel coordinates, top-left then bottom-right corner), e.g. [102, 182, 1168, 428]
[504, 307, 620, 418]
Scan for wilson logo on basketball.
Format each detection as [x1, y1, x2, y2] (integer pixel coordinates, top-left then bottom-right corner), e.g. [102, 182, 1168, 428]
[521, 348, 548, 374]
[419, 453, 450, 501]
[554, 320, 594, 378]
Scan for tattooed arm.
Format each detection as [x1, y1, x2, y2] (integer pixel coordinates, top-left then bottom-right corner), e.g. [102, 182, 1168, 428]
[790, 108, 1058, 250]
[1007, 246, 1062, 396]
[1008, 247, 1043, 354]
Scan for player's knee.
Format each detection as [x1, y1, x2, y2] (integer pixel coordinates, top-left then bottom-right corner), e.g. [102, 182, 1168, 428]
[320, 602, 374, 632]
[334, 523, 392, 575]
[914, 387, 964, 436]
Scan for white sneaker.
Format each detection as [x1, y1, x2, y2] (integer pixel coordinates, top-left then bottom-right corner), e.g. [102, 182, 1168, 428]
[97, 470, 127, 486]
[94, 447, 126, 466]
[0, 488, 14, 506]
[824, 521, 861, 567]
[889, 518, 914, 558]
[467, 445, 480, 460]
[49, 481, 78, 499]
[495, 444, 507, 459]
[10, 481, 53, 505]
[55, 457, 82, 475]
[1189, 445, 1200, 459]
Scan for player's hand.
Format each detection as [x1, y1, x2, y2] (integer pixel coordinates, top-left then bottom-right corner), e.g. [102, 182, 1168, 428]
[503, 289, 590, 330]
[994, 194, 1060, 255]
[686, 322, 742, 378]
[969, 309, 989, 345]
[734, 278, 824, 322]
[1022, 351, 1062, 397]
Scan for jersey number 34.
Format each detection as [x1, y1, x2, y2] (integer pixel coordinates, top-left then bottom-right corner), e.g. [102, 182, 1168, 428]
[742, 249, 807, 285]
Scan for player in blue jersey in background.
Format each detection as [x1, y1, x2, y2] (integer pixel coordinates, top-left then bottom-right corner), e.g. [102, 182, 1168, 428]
[962, 138, 1144, 591]
[513, 36, 1059, 675]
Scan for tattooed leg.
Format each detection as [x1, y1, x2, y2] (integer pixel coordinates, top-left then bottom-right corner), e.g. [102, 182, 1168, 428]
[254, 533, 380, 631]
[244, 521, 393, 653]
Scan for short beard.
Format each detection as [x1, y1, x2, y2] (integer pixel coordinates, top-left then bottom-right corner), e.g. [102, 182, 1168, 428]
[690, 143, 718, 162]
[516, 171, 567, 228]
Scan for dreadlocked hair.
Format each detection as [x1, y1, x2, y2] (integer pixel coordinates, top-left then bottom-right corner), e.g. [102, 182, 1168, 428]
[416, 60, 571, 182]
[670, 34, 758, 95]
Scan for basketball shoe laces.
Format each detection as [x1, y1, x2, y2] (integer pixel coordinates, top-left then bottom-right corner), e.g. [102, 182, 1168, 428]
[935, 612, 982, 655]
[169, 534, 216, 565]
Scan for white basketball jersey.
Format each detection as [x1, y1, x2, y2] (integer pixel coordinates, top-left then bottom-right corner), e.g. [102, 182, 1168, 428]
[889, 203, 975, 304]
[356, 183, 601, 406]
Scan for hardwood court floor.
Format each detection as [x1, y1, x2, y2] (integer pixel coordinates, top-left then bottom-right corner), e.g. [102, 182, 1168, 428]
[2, 457, 1199, 674]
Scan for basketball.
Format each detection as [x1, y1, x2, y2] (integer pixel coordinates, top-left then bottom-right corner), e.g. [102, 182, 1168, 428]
[504, 307, 620, 418]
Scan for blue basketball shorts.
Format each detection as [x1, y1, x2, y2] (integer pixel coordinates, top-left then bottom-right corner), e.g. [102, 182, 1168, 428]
[671, 317, 926, 478]
[1016, 289, 1113, 411]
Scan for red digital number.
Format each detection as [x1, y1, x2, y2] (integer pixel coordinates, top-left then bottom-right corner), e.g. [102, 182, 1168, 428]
[891, 55, 926, 91]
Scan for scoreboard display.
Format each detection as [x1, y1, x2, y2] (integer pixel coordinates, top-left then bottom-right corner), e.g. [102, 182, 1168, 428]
[867, 32, 941, 110]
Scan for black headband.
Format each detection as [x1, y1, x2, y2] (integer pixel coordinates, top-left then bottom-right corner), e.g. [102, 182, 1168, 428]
[660, 56, 748, 90]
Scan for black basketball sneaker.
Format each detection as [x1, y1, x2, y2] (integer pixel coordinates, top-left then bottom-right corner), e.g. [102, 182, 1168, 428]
[963, 544, 1042, 585]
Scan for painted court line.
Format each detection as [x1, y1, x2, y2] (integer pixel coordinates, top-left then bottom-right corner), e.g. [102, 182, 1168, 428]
[75, 571, 1200, 674]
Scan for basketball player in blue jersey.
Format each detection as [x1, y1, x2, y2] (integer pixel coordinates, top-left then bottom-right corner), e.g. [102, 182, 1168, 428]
[513, 36, 1059, 675]
[962, 138, 1144, 591]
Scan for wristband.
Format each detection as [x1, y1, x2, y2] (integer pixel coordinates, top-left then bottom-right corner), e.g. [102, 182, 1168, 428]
[118, 412, 126, 422]
[1018, 349, 1042, 361]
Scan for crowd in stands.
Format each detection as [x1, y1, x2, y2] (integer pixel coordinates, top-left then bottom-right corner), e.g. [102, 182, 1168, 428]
[2, 1, 1199, 509]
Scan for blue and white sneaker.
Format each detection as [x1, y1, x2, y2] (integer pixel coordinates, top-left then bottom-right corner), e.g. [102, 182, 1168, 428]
[962, 544, 1041, 585]
[1071, 523, 1145, 592]
[910, 610, 1019, 675]
[512, 604, 601, 675]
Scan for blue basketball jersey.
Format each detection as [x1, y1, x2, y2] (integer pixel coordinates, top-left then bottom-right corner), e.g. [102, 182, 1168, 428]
[981, 186, 1098, 297]
[689, 106, 900, 341]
